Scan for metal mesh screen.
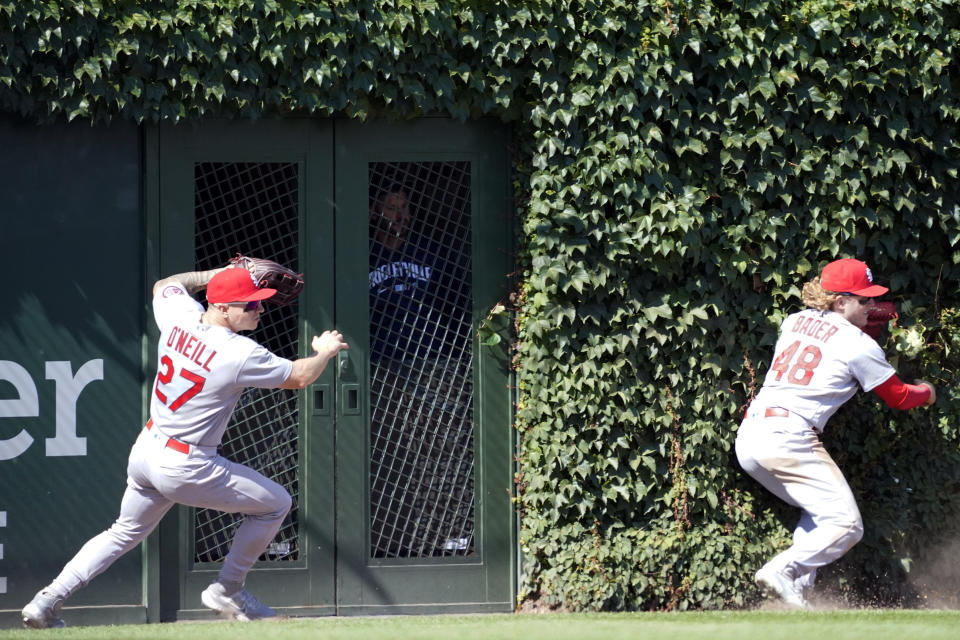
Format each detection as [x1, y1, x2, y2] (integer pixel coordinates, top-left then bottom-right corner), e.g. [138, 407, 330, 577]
[368, 161, 475, 558]
[192, 162, 301, 563]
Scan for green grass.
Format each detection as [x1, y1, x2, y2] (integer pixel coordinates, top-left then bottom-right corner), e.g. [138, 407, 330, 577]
[3, 610, 960, 640]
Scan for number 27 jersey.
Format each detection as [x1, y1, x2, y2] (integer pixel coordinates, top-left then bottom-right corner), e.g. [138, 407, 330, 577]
[753, 308, 895, 432]
[149, 283, 293, 447]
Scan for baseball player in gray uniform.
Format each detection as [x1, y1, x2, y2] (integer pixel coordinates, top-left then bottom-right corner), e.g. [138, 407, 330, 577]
[736, 258, 936, 609]
[22, 265, 348, 628]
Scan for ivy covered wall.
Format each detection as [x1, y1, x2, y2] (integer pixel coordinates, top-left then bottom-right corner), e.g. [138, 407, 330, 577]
[3, 0, 960, 611]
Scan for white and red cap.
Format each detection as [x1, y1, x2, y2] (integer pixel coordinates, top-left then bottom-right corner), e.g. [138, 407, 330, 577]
[821, 258, 888, 297]
[206, 268, 276, 304]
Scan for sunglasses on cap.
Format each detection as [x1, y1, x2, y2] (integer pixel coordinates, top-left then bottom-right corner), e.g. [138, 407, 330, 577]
[226, 300, 262, 312]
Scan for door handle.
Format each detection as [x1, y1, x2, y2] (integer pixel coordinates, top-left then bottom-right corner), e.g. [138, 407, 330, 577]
[312, 384, 330, 416]
[337, 351, 361, 415]
[341, 383, 360, 415]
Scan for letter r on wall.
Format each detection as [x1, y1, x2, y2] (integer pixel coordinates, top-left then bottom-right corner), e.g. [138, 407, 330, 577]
[45, 360, 104, 457]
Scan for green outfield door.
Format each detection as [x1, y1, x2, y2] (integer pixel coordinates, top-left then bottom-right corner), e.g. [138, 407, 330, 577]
[154, 118, 513, 618]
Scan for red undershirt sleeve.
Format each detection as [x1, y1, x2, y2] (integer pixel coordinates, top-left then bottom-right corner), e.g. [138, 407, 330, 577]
[872, 374, 931, 410]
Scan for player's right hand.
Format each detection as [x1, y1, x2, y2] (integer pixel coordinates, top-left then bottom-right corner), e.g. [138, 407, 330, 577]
[915, 379, 936, 407]
[312, 330, 349, 358]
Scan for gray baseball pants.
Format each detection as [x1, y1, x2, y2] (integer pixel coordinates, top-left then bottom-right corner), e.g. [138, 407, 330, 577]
[48, 425, 291, 599]
[735, 409, 864, 587]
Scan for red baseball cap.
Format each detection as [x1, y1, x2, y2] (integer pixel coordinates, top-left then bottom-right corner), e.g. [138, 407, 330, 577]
[820, 258, 889, 297]
[206, 268, 277, 304]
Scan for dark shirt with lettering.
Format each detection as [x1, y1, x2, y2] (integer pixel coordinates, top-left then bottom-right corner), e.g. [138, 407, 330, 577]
[369, 229, 470, 365]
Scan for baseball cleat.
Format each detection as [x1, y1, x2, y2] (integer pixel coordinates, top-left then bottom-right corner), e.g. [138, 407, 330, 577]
[201, 582, 276, 621]
[22, 589, 66, 629]
[755, 566, 811, 610]
[794, 569, 817, 601]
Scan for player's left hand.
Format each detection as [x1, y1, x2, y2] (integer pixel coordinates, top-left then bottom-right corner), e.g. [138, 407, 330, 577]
[229, 254, 304, 305]
[863, 301, 898, 340]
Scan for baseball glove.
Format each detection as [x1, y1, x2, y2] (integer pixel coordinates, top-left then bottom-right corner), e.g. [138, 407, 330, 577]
[863, 301, 897, 340]
[228, 254, 304, 305]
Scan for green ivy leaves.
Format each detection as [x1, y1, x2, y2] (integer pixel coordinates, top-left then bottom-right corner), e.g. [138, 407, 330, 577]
[513, 0, 960, 612]
[4, 0, 960, 614]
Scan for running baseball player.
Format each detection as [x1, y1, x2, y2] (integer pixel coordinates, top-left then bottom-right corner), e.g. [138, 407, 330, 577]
[736, 258, 935, 609]
[22, 264, 348, 628]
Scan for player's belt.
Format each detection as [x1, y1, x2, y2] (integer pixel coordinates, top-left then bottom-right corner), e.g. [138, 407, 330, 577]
[764, 407, 791, 418]
[145, 419, 191, 454]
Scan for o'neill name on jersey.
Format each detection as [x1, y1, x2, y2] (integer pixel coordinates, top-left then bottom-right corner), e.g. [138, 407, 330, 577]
[166, 326, 217, 371]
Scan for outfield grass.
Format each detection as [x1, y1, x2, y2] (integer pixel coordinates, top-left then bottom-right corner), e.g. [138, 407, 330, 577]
[2, 610, 960, 640]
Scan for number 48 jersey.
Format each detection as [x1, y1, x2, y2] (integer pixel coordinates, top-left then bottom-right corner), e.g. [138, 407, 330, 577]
[753, 308, 895, 432]
[149, 283, 293, 447]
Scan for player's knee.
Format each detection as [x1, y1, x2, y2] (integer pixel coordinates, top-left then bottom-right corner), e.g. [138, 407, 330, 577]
[848, 518, 864, 545]
[837, 515, 864, 550]
[109, 518, 155, 550]
[270, 487, 292, 518]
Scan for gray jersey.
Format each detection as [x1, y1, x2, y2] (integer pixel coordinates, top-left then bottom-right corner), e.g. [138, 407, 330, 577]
[149, 283, 293, 447]
[753, 308, 895, 431]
